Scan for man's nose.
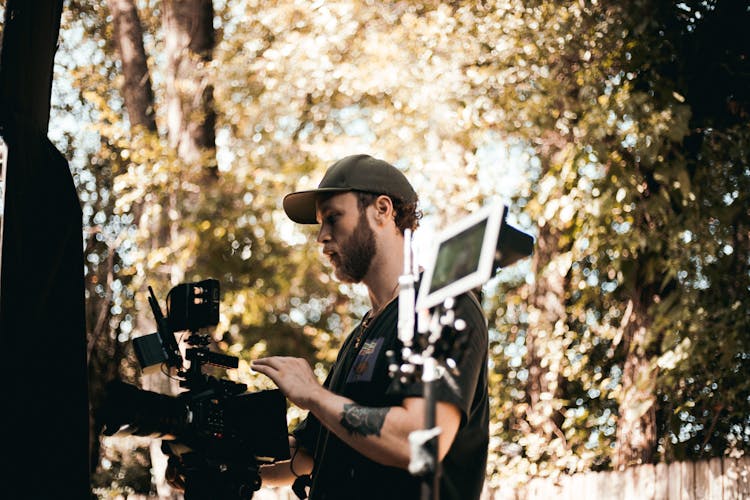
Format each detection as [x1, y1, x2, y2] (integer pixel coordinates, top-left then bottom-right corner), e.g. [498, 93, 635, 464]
[317, 224, 331, 244]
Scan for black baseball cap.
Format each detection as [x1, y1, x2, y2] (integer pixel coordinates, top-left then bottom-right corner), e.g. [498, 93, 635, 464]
[283, 154, 417, 224]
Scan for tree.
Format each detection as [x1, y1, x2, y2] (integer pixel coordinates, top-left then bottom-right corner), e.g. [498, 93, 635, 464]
[58, 1, 337, 494]
[467, 0, 750, 478]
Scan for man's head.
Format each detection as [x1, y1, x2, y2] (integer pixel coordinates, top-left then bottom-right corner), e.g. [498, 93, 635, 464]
[282, 154, 421, 234]
[283, 154, 421, 283]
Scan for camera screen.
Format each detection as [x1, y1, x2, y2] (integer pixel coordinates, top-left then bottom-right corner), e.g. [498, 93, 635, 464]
[415, 202, 504, 311]
[429, 221, 486, 292]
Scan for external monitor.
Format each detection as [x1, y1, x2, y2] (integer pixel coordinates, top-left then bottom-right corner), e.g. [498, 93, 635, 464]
[415, 201, 506, 311]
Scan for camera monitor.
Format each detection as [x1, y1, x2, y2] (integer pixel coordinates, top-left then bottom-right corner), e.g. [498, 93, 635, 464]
[416, 202, 506, 311]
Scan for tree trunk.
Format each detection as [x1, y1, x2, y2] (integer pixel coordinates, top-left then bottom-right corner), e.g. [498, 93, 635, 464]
[526, 222, 566, 406]
[523, 139, 572, 450]
[613, 296, 658, 469]
[86, 230, 128, 476]
[163, 0, 217, 178]
[524, 217, 568, 448]
[86, 1, 160, 480]
[107, 0, 157, 131]
[99, 0, 219, 495]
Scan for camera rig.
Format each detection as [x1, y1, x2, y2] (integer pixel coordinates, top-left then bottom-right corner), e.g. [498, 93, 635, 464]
[99, 279, 290, 500]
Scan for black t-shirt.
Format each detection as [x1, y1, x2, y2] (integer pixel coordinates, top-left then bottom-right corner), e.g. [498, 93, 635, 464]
[294, 292, 489, 500]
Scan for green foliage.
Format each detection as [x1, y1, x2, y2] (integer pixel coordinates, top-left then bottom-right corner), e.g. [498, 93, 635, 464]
[474, 0, 750, 480]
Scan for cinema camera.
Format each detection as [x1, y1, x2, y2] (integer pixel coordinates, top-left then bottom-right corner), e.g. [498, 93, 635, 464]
[98, 279, 290, 500]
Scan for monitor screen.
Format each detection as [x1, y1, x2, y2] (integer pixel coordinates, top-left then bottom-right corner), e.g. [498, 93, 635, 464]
[415, 202, 505, 311]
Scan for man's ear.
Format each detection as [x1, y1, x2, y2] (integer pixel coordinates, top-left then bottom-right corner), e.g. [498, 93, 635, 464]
[373, 195, 394, 223]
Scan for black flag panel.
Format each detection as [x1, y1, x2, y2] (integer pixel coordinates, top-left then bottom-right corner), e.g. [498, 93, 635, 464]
[0, 0, 91, 496]
[0, 114, 90, 498]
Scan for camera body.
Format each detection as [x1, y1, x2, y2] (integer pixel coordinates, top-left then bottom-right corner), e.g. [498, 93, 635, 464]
[99, 279, 290, 499]
[100, 378, 289, 499]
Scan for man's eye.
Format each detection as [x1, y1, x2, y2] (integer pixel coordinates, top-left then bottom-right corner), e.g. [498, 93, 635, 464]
[325, 215, 338, 225]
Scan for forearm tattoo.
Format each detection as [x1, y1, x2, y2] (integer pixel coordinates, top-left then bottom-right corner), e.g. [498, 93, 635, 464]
[339, 403, 390, 437]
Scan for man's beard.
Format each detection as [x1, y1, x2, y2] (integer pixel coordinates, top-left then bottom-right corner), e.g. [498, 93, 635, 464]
[335, 210, 376, 283]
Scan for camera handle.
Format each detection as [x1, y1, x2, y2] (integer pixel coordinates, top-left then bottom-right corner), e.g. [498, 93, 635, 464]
[180, 332, 247, 397]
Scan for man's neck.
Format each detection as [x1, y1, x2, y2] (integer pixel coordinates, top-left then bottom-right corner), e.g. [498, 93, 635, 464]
[366, 278, 400, 314]
[364, 241, 404, 312]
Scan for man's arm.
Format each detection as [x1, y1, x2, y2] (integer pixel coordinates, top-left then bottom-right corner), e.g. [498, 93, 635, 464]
[251, 356, 461, 470]
[259, 436, 314, 487]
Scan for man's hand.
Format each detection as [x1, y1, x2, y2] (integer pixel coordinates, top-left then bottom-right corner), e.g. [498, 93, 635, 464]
[252, 357, 324, 410]
[164, 455, 186, 492]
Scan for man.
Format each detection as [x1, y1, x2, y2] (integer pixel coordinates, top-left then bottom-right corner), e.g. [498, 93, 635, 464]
[253, 154, 489, 499]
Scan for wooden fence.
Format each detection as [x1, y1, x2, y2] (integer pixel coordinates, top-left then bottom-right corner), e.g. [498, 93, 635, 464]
[117, 457, 750, 499]
[484, 457, 750, 500]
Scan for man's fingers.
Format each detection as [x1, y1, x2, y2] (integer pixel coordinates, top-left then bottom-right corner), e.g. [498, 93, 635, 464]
[251, 362, 277, 376]
[254, 356, 308, 370]
[253, 356, 296, 367]
[252, 357, 282, 371]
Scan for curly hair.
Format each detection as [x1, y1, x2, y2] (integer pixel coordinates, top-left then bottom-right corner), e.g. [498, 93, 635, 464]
[355, 191, 422, 233]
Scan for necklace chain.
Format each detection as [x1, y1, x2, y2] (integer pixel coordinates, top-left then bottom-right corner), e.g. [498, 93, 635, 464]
[354, 282, 399, 349]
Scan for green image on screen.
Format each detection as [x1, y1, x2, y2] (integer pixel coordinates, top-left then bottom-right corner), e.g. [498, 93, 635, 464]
[429, 221, 487, 292]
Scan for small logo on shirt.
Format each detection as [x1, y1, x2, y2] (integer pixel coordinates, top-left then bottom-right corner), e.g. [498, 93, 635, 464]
[346, 337, 384, 383]
[360, 340, 379, 355]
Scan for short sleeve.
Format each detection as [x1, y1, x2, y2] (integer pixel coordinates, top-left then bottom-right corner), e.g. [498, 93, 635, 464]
[388, 291, 488, 419]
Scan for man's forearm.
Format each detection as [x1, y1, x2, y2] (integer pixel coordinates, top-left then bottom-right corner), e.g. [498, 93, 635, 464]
[302, 387, 462, 470]
[259, 438, 313, 487]
[305, 388, 412, 468]
[339, 402, 390, 437]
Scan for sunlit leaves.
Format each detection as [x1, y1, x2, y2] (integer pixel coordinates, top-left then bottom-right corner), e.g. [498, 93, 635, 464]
[474, 0, 749, 479]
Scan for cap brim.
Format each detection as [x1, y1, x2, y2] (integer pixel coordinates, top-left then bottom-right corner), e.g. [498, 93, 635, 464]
[282, 188, 352, 224]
